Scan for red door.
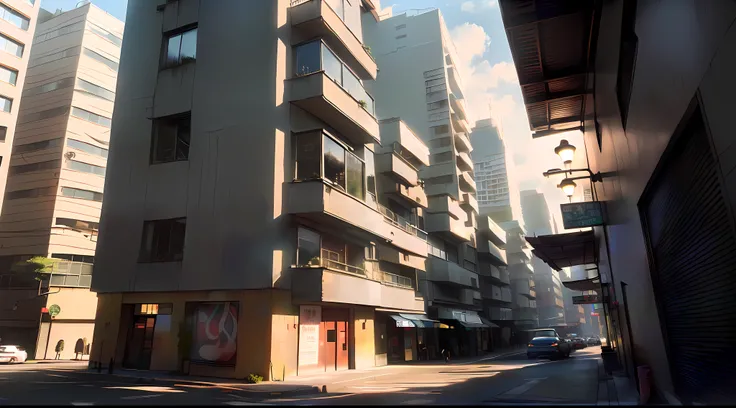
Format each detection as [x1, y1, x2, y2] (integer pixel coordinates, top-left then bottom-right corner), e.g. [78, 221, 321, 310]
[336, 321, 348, 371]
[323, 321, 337, 372]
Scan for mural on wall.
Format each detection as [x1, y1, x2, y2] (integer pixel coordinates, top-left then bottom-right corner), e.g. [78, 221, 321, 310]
[191, 302, 238, 365]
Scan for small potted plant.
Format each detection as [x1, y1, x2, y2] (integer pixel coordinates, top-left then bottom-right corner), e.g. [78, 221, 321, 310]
[358, 100, 367, 109]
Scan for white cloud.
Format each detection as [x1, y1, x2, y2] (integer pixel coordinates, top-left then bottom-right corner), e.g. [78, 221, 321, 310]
[460, 1, 475, 12]
[487, 0, 498, 8]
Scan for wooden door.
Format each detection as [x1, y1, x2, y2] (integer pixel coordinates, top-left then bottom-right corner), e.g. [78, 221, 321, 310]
[336, 321, 348, 370]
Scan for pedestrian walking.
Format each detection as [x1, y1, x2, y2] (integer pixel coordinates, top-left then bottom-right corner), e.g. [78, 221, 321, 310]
[441, 347, 451, 363]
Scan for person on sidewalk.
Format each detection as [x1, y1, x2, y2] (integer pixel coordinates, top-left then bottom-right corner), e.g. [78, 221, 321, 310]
[441, 347, 451, 363]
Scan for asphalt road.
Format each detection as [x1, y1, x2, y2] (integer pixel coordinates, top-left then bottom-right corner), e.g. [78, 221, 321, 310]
[0, 347, 603, 405]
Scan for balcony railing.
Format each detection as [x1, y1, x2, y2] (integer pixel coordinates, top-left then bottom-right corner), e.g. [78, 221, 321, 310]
[320, 248, 365, 276]
[377, 204, 428, 241]
[381, 271, 413, 289]
[295, 40, 375, 115]
[48, 261, 93, 288]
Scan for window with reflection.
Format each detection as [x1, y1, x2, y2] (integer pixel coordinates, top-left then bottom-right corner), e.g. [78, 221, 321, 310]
[162, 27, 197, 69]
[293, 131, 367, 202]
[297, 227, 321, 266]
[364, 150, 376, 203]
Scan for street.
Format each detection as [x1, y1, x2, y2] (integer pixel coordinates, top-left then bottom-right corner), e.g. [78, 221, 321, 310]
[0, 347, 604, 405]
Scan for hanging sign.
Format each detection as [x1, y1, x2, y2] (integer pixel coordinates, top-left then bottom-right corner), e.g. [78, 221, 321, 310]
[561, 201, 604, 229]
[573, 294, 601, 304]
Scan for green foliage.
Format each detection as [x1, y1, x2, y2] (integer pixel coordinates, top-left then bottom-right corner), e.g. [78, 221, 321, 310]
[245, 374, 264, 384]
[11, 256, 56, 281]
[55, 339, 65, 353]
[362, 44, 372, 56]
[358, 100, 367, 109]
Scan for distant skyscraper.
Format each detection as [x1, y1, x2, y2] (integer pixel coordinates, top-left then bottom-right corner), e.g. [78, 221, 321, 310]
[472, 119, 512, 222]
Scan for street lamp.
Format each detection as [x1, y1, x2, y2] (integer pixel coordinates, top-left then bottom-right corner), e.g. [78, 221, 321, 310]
[554, 139, 576, 165]
[543, 139, 603, 199]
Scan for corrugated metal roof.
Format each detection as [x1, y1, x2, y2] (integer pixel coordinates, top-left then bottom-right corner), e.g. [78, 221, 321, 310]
[499, 0, 596, 138]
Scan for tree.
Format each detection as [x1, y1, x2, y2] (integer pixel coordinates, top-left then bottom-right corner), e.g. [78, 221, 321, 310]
[55, 339, 65, 360]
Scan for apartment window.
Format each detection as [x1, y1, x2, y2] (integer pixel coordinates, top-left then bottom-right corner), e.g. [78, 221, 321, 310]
[0, 65, 16, 86]
[297, 227, 321, 266]
[71, 107, 111, 127]
[29, 47, 79, 68]
[9, 159, 60, 175]
[293, 41, 375, 115]
[427, 99, 448, 111]
[364, 149, 376, 201]
[61, 187, 103, 202]
[424, 175, 454, 185]
[139, 218, 186, 262]
[431, 124, 449, 135]
[87, 21, 122, 47]
[427, 236, 446, 260]
[151, 113, 191, 163]
[23, 77, 75, 97]
[67, 160, 106, 176]
[431, 151, 453, 164]
[0, 126, 5, 141]
[68, 139, 108, 158]
[396, 34, 407, 40]
[0, 33, 23, 58]
[35, 21, 84, 42]
[396, 24, 406, 30]
[293, 131, 367, 202]
[55, 217, 99, 231]
[0, 4, 29, 30]
[616, 0, 638, 129]
[5, 187, 55, 200]
[162, 27, 197, 69]
[0, 95, 11, 112]
[14, 138, 62, 153]
[76, 78, 115, 101]
[447, 245, 459, 264]
[83, 48, 119, 71]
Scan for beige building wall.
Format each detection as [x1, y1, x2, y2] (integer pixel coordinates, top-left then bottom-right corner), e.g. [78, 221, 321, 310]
[0, 0, 40, 215]
[0, 3, 122, 259]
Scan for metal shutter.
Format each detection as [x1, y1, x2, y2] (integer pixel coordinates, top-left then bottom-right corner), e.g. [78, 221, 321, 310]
[641, 107, 736, 404]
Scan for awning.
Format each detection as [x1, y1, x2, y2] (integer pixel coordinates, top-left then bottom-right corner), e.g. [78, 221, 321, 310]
[389, 315, 415, 328]
[480, 316, 500, 329]
[456, 320, 489, 329]
[399, 313, 440, 329]
[437, 308, 490, 329]
[525, 230, 597, 271]
[562, 276, 601, 292]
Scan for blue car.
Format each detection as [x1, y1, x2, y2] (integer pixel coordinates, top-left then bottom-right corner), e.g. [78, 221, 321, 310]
[527, 336, 571, 360]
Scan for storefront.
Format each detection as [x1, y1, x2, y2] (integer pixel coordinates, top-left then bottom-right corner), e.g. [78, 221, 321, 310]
[375, 312, 442, 363]
[435, 308, 491, 358]
[297, 305, 350, 374]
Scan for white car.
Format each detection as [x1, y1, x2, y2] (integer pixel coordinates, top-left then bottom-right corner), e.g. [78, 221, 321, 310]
[0, 345, 28, 363]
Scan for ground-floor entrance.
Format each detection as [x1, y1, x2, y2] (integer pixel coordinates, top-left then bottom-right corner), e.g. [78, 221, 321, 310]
[297, 305, 349, 374]
[122, 315, 156, 370]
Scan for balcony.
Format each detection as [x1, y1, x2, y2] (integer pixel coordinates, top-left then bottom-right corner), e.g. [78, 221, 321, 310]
[458, 172, 476, 193]
[487, 306, 513, 320]
[290, 0, 377, 79]
[376, 204, 429, 255]
[449, 93, 468, 121]
[379, 119, 430, 167]
[291, 251, 423, 311]
[378, 244, 426, 271]
[460, 192, 478, 213]
[381, 181, 428, 208]
[447, 66, 465, 100]
[427, 196, 464, 220]
[48, 260, 93, 288]
[291, 42, 379, 145]
[424, 212, 471, 242]
[427, 256, 479, 288]
[424, 181, 460, 200]
[454, 132, 471, 153]
[478, 239, 507, 266]
[419, 162, 456, 180]
[514, 308, 538, 322]
[376, 152, 420, 186]
[478, 216, 506, 246]
[456, 151, 473, 172]
[451, 113, 470, 134]
[483, 284, 512, 303]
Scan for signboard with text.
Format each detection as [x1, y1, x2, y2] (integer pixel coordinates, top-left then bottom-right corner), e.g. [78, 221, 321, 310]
[573, 294, 601, 304]
[298, 305, 321, 367]
[561, 201, 604, 229]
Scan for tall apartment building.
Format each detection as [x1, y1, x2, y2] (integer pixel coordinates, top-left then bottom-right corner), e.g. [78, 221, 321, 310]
[364, 8, 492, 358]
[476, 215, 511, 348]
[0, 2, 127, 360]
[500, 220, 537, 330]
[90, 0, 436, 378]
[520, 190, 565, 326]
[471, 118, 515, 221]
[0, 0, 39, 214]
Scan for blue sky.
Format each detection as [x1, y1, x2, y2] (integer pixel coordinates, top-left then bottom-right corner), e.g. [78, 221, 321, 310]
[40, 0, 585, 227]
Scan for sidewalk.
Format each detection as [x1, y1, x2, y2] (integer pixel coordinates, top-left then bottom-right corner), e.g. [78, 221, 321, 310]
[79, 345, 526, 399]
[597, 359, 640, 406]
[25, 359, 88, 365]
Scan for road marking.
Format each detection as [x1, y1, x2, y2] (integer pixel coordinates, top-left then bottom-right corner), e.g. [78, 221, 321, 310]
[502, 378, 548, 396]
[70, 402, 94, 406]
[120, 394, 163, 400]
[47, 373, 68, 378]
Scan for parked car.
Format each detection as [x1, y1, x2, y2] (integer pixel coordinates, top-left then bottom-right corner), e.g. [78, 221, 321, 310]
[587, 337, 602, 346]
[571, 337, 587, 349]
[527, 328, 572, 360]
[0, 345, 27, 363]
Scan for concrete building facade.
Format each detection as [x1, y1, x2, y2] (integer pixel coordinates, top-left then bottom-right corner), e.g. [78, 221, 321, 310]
[90, 0, 441, 379]
[520, 190, 565, 327]
[499, 0, 736, 403]
[363, 8, 492, 358]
